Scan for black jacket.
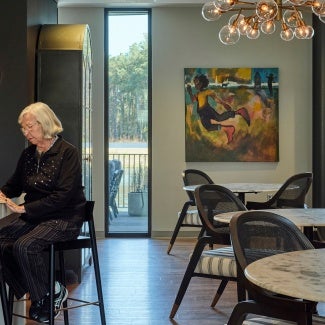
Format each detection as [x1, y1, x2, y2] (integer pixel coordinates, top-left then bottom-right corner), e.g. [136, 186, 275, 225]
[1, 136, 86, 223]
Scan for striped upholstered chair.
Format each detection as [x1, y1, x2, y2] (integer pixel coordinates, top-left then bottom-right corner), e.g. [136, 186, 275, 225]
[170, 184, 247, 318]
[167, 169, 214, 254]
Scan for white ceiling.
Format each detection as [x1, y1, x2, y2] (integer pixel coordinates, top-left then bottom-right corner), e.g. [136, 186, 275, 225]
[57, 0, 204, 8]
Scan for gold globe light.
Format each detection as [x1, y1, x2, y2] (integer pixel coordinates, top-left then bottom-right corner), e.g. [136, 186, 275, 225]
[201, 0, 325, 45]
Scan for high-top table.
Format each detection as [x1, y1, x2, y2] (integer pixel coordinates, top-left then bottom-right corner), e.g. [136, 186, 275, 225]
[245, 248, 325, 303]
[214, 208, 325, 240]
[184, 183, 282, 203]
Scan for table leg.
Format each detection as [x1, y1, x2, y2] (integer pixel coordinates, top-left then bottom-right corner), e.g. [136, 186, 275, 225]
[303, 226, 314, 241]
[237, 193, 245, 203]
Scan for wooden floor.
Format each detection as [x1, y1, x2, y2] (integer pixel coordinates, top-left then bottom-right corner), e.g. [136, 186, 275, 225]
[22, 237, 325, 325]
[22, 238, 237, 324]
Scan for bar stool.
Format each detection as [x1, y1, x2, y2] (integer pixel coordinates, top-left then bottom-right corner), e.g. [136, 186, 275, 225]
[48, 200, 106, 325]
[9, 200, 106, 325]
[0, 268, 10, 325]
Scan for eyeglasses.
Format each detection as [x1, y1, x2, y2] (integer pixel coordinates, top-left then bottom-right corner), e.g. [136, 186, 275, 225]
[21, 121, 39, 134]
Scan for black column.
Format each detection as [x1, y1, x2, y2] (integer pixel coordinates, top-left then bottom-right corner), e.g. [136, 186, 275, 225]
[312, 16, 325, 207]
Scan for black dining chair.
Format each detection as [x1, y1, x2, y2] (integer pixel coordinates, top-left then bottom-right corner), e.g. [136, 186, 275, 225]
[246, 172, 312, 210]
[167, 169, 214, 254]
[227, 210, 317, 325]
[169, 184, 247, 319]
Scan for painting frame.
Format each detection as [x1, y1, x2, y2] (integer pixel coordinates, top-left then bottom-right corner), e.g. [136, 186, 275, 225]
[184, 67, 279, 162]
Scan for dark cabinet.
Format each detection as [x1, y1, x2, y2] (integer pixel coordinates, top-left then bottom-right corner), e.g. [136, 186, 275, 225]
[37, 24, 93, 282]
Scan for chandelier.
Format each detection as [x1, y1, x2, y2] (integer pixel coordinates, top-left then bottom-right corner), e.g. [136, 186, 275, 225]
[202, 0, 325, 45]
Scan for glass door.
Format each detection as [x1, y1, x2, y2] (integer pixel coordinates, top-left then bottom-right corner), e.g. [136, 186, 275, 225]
[105, 9, 151, 236]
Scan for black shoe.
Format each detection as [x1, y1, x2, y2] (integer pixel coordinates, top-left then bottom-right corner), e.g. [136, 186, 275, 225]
[29, 283, 68, 323]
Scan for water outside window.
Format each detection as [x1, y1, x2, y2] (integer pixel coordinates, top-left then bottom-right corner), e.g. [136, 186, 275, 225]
[106, 10, 150, 235]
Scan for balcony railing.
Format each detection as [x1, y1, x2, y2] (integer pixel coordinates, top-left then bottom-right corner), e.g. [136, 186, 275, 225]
[109, 153, 148, 208]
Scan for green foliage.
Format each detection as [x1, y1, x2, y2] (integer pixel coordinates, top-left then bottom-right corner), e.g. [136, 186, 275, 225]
[108, 36, 148, 142]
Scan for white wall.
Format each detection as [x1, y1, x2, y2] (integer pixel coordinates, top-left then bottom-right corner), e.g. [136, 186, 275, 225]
[58, 8, 105, 233]
[59, 6, 313, 236]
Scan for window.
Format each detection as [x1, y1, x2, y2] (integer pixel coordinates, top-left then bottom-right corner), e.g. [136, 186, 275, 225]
[105, 9, 151, 236]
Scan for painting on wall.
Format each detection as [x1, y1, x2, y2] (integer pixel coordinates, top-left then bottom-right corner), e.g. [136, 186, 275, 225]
[184, 67, 279, 162]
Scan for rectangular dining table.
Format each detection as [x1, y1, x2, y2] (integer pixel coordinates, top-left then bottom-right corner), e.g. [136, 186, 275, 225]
[214, 208, 325, 240]
[184, 182, 282, 203]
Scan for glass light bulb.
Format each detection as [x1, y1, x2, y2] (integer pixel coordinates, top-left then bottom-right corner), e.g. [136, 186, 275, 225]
[304, 25, 315, 39]
[238, 20, 250, 35]
[280, 28, 294, 41]
[261, 20, 276, 34]
[295, 25, 308, 39]
[312, 0, 325, 16]
[202, 1, 222, 21]
[219, 25, 240, 45]
[215, 0, 236, 11]
[228, 13, 245, 26]
[246, 26, 261, 39]
[287, 0, 307, 5]
[256, 0, 278, 20]
[283, 9, 302, 28]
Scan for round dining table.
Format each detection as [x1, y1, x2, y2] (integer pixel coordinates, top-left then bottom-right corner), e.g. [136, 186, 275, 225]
[214, 208, 325, 240]
[184, 183, 282, 203]
[245, 248, 325, 302]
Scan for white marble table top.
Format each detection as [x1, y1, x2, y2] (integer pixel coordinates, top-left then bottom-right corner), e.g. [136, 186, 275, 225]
[184, 183, 282, 194]
[214, 208, 325, 227]
[245, 248, 325, 302]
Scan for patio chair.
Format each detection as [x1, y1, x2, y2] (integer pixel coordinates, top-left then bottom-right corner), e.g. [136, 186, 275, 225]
[167, 169, 214, 254]
[109, 169, 124, 221]
[227, 210, 317, 325]
[169, 184, 247, 318]
[246, 172, 312, 210]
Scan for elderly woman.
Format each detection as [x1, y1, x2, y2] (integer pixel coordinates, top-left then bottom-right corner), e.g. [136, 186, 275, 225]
[0, 102, 86, 322]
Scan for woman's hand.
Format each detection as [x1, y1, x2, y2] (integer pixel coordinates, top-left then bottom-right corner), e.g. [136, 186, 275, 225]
[4, 198, 25, 214]
[0, 191, 7, 203]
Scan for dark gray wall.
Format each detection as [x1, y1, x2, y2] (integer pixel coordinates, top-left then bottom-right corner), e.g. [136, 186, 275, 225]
[312, 17, 325, 207]
[0, 0, 57, 186]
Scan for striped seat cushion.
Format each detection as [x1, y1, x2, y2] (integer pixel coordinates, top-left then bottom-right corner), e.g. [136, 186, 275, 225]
[179, 209, 202, 225]
[242, 315, 325, 325]
[194, 246, 236, 278]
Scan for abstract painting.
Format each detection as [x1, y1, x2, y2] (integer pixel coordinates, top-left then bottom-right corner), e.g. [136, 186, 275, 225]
[184, 67, 279, 162]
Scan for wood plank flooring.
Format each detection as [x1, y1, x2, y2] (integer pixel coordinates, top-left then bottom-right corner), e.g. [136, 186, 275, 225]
[22, 237, 325, 324]
[22, 238, 237, 324]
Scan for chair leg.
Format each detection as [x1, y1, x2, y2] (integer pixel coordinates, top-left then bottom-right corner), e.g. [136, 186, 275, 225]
[210, 279, 228, 307]
[8, 288, 14, 325]
[227, 300, 252, 325]
[49, 244, 55, 325]
[90, 223, 106, 325]
[169, 238, 206, 318]
[58, 251, 69, 325]
[0, 272, 10, 325]
[167, 201, 191, 254]
[112, 201, 119, 218]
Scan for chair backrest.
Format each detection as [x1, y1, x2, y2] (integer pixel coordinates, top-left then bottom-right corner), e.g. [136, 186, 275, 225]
[194, 184, 247, 236]
[109, 159, 122, 184]
[84, 200, 95, 222]
[269, 172, 313, 208]
[79, 200, 95, 236]
[109, 169, 124, 202]
[183, 169, 214, 204]
[230, 210, 314, 279]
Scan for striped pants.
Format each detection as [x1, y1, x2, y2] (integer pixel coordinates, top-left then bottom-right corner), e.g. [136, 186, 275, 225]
[0, 213, 83, 301]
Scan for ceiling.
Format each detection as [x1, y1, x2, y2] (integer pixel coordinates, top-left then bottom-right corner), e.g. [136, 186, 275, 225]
[57, 0, 204, 8]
